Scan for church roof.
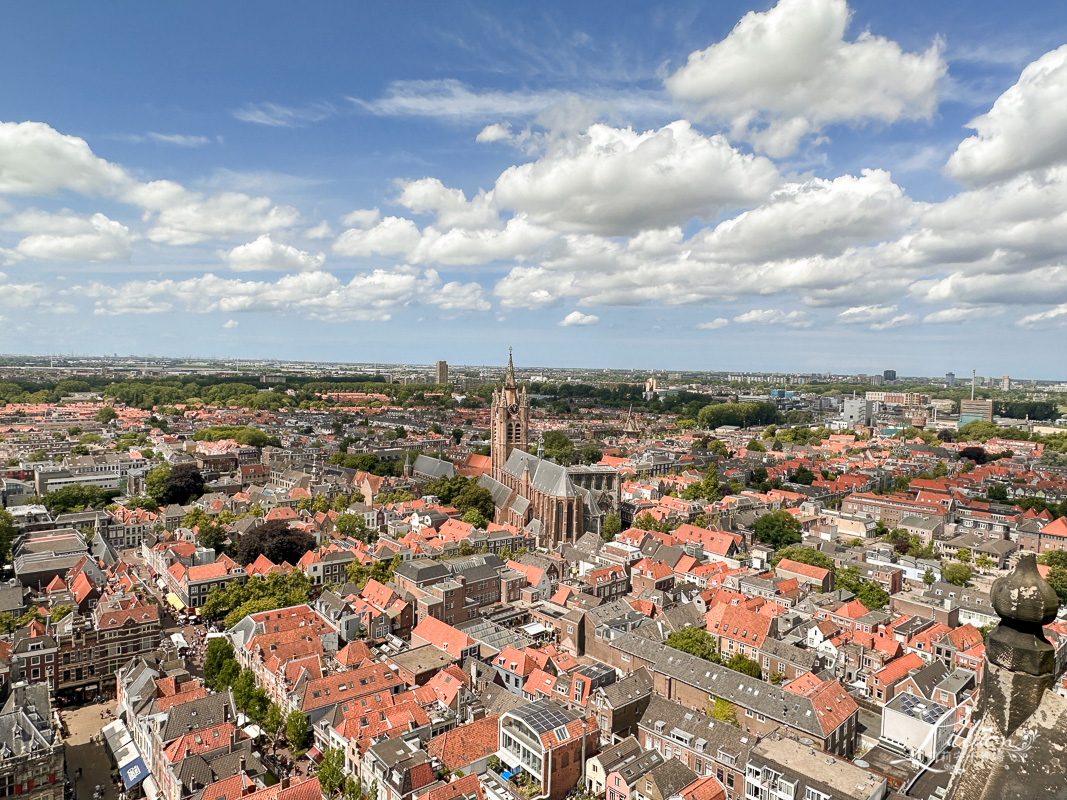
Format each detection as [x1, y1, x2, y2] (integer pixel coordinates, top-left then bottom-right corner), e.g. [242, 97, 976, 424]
[413, 454, 454, 480]
[503, 449, 579, 498]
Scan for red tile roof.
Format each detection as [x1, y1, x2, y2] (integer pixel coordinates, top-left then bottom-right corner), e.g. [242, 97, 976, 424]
[425, 715, 499, 771]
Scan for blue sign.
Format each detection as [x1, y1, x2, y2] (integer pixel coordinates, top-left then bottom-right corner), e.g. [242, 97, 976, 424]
[120, 757, 149, 789]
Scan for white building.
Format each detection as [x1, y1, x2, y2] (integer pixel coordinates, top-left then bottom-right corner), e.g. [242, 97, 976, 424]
[880, 692, 954, 765]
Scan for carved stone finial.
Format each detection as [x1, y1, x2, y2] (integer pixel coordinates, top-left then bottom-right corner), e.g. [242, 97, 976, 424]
[986, 553, 1058, 675]
[979, 552, 1060, 735]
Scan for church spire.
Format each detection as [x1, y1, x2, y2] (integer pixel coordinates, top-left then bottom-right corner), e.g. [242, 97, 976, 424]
[504, 347, 516, 389]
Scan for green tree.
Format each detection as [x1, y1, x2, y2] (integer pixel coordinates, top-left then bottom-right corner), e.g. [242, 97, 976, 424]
[318, 747, 347, 798]
[974, 554, 994, 571]
[579, 444, 603, 465]
[1045, 566, 1067, 606]
[601, 514, 621, 542]
[262, 702, 286, 757]
[145, 463, 171, 503]
[231, 669, 257, 712]
[197, 522, 227, 552]
[203, 638, 235, 688]
[769, 546, 835, 574]
[943, 563, 972, 586]
[706, 439, 729, 457]
[94, 406, 118, 424]
[541, 431, 576, 465]
[923, 568, 936, 586]
[235, 519, 315, 566]
[1039, 551, 1067, 569]
[246, 687, 270, 727]
[286, 710, 311, 751]
[753, 511, 803, 549]
[462, 509, 489, 528]
[665, 628, 720, 662]
[216, 660, 240, 690]
[726, 653, 762, 679]
[336, 513, 376, 544]
[710, 696, 738, 727]
[192, 426, 281, 447]
[835, 566, 889, 610]
[0, 509, 17, 564]
[956, 548, 972, 564]
[746, 439, 766, 452]
[50, 604, 73, 622]
[453, 482, 495, 519]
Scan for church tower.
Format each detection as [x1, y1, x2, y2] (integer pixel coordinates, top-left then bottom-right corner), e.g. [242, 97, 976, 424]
[491, 348, 529, 480]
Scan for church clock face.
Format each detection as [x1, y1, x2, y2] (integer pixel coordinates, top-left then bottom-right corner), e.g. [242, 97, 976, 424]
[508, 403, 519, 415]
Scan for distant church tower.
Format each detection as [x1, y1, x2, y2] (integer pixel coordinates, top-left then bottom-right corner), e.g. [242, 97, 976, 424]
[491, 348, 529, 480]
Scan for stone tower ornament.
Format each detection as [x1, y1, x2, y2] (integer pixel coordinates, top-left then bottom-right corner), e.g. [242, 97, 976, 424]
[980, 552, 1060, 736]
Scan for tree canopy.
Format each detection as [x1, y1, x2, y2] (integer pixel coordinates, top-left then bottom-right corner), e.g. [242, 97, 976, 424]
[770, 546, 835, 574]
[835, 566, 889, 610]
[943, 563, 972, 586]
[145, 462, 205, 505]
[200, 570, 312, 627]
[235, 520, 315, 566]
[665, 628, 720, 662]
[753, 511, 803, 550]
[192, 425, 281, 447]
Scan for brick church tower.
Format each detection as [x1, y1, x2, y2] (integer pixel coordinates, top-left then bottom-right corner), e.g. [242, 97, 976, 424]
[491, 348, 529, 481]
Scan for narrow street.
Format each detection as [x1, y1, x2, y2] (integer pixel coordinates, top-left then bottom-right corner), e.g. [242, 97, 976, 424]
[63, 702, 120, 800]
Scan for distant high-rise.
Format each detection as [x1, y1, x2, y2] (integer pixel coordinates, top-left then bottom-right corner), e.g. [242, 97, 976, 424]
[1001, 375, 1010, 391]
[883, 369, 897, 382]
[960, 399, 994, 424]
[946, 372, 956, 387]
[435, 360, 448, 385]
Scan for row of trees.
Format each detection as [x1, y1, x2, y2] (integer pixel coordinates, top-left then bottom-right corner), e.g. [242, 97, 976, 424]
[192, 425, 281, 447]
[203, 639, 310, 755]
[420, 475, 495, 520]
[664, 627, 764, 680]
[696, 401, 779, 430]
[200, 570, 313, 628]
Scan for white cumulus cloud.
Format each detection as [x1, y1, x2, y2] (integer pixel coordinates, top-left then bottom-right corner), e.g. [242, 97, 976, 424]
[946, 46, 1067, 186]
[558, 311, 599, 327]
[222, 235, 326, 272]
[665, 0, 945, 156]
[1017, 303, 1067, 328]
[697, 318, 729, 329]
[5, 209, 134, 262]
[492, 121, 779, 235]
[922, 307, 997, 324]
[732, 309, 811, 327]
[0, 120, 131, 196]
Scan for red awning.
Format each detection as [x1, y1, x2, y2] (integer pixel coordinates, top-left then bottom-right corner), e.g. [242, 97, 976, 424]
[306, 747, 323, 763]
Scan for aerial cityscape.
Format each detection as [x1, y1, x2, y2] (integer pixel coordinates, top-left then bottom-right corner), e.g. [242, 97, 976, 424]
[0, 2, 1065, 800]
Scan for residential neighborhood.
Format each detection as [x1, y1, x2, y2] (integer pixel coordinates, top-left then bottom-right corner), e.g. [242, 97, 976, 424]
[0, 357, 1064, 800]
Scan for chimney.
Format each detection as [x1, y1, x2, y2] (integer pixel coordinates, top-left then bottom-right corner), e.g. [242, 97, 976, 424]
[279, 776, 290, 790]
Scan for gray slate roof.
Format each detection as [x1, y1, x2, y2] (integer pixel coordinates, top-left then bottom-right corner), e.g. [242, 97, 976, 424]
[502, 449, 579, 498]
[413, 455, 454, 480]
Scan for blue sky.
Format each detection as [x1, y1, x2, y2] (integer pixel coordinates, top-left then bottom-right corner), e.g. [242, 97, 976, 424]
[1, 1, 1064, 377]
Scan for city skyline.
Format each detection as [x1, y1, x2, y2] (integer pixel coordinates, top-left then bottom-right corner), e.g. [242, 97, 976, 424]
[0, 1, 1064, 376]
